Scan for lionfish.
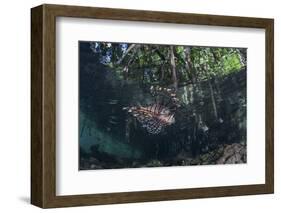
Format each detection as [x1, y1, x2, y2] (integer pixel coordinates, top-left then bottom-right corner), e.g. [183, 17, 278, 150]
[123, 86, 181, 134]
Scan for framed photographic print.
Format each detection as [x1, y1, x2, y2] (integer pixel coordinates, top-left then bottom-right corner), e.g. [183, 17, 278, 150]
[31, 4, 274, 208]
